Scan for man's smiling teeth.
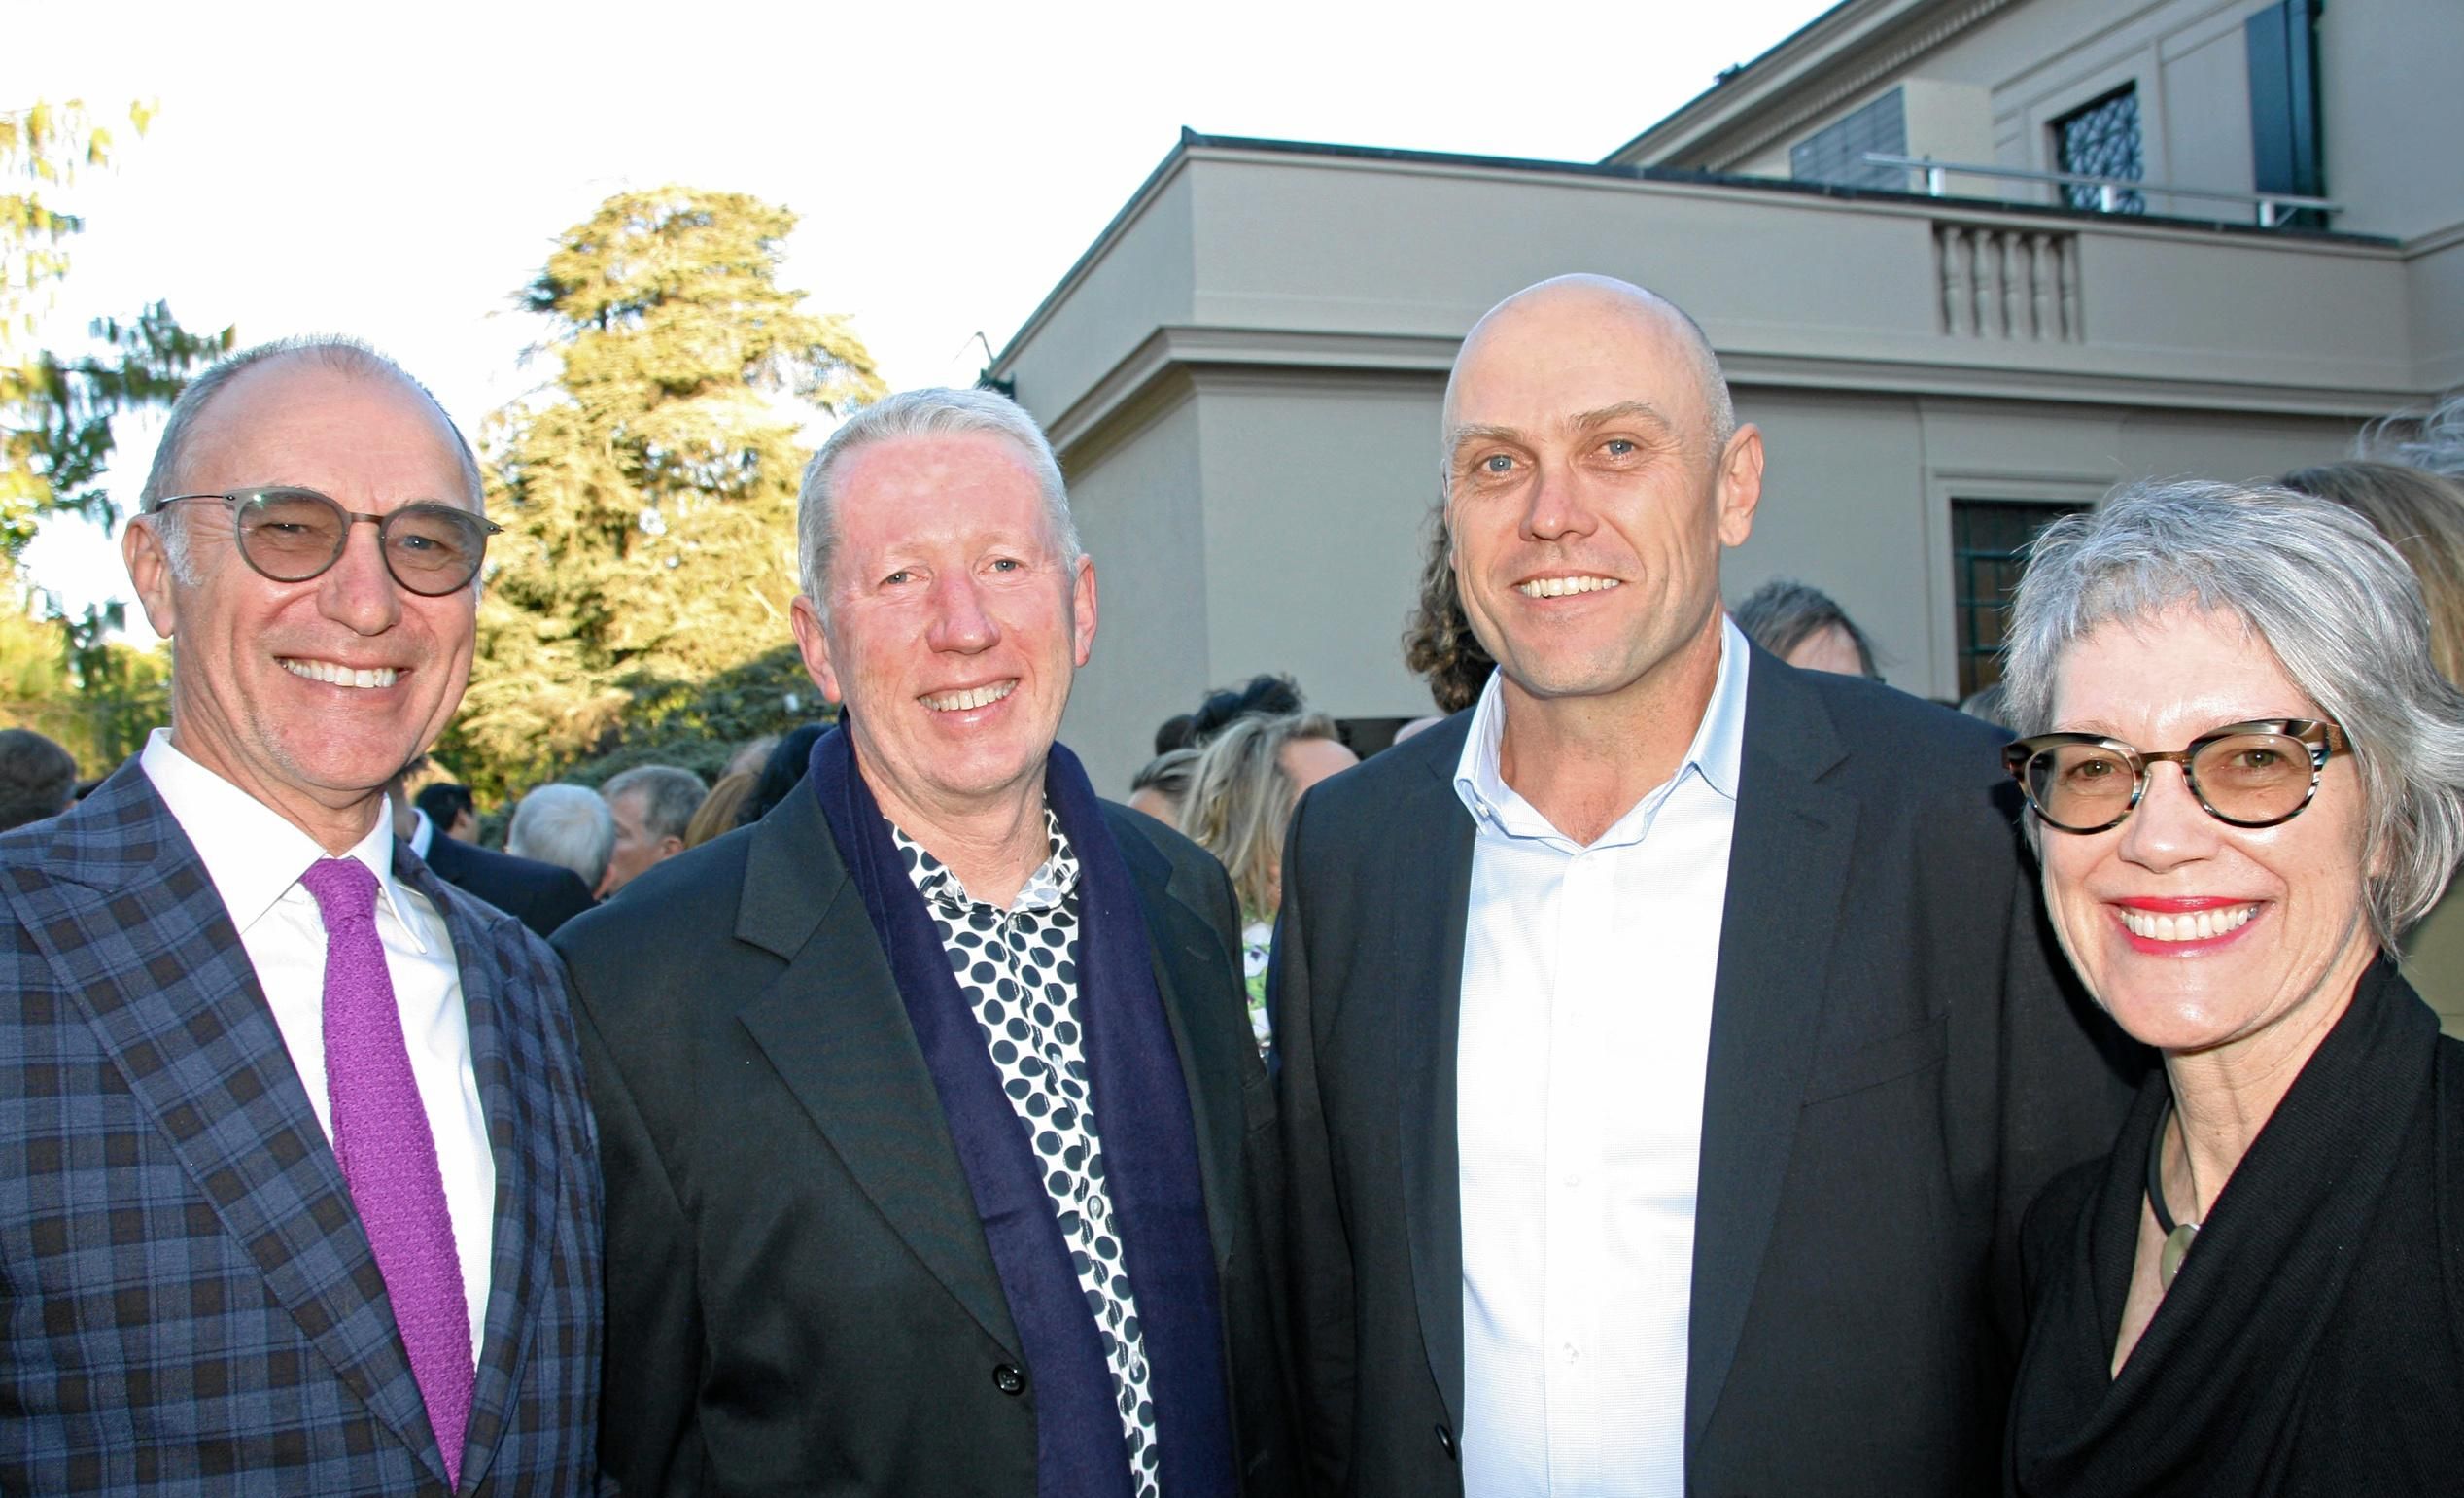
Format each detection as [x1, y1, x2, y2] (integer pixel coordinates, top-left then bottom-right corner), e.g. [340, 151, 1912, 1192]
[2121, 905, 2257, 942]
[922, 680, 1016, 712]
[282, 659, 398, 689]
[1517, 575, 1620, 599]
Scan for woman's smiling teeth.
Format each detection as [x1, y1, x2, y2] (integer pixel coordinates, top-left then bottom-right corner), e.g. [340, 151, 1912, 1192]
[282, 658, 398, 689]
[922, 680, 1016, 713]
[1517, 575, 1620, 599]
[2119, 904, 2258, 942]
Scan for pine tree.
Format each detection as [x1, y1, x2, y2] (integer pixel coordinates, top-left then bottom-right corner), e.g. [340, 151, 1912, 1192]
[446, 186, 885, 796]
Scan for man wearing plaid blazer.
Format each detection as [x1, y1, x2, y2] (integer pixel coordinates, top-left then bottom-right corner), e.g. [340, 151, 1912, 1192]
[0, 339, 603, 1494]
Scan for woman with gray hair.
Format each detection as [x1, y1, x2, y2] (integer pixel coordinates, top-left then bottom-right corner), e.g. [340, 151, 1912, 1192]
[1999, 479, 2464, 1493]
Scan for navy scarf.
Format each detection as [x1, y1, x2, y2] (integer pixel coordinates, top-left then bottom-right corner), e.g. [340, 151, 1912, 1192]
[810, 728, 1235, 1498]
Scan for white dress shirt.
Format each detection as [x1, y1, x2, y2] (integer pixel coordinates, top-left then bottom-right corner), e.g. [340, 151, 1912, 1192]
[141, 730, 495, 1361]
[406, 804, 436, 860]
[1452, 619, 1750, 1497]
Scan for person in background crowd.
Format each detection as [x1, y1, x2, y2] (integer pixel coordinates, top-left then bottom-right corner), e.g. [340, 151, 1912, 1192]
[1276, 274, 2136, 1498]
[734, 722, 826, 828]
[560, 386, 1299, 1496]
[506, 782, 616, 895]
[0, 725, 77, 831]
[1400, 505, 1496, 714]
[598, 764, 708, 896]
[2281, 462, 2464, 683]
[682, 769, 757, 849]
[1128, 747, 1199, 824]
[414, 779, 478, 842]
[2363, 388, 2464, 480]
[1176, 712, 1357, 1053]
[2280, 459, 2464, 1015]
[0, 336, 602, 1490]
[1732, 576, 1883, 679]
[392, 771, 595, 940]
[1153, 674, 1306, 756]
[2000, 480, 2464, 1493]
[724, 733, 781, 782]
[1961, 680, 2014, 732]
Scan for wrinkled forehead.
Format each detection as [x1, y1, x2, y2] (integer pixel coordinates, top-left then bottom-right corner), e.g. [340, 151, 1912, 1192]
[181, 360, 482, 509]
[830, 433, 1065, 560]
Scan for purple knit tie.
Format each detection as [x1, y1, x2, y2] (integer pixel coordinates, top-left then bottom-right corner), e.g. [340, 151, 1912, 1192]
[302, 856, 473, 1489]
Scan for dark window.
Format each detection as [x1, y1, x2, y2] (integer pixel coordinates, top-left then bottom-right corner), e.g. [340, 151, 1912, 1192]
[2053, 86, 2145, 214]
[1953, 499, 2090, 697]
[2247, 0, 2325, 226]
[1791, 89, 1909, 192]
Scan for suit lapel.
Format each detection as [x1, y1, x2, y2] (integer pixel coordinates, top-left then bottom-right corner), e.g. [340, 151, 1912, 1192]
[415, 858, 556, 1496]
[1, 764, 447, 1481]
[729, 789, 1021, 1356]
[1392, 724, 1478, 1432]
[1685, 652, 1858, 1453]
[1112, 814, 1246, 1272]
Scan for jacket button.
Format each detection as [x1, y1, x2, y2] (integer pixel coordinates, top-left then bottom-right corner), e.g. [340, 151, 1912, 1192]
[993, 1363, 1027, 1396]
[1436, 1423, 1456, 1461]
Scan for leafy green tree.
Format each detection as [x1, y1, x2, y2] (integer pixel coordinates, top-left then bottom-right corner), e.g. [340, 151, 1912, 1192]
[445, 186, 883, 797]
[0, 98, 226, 770]
[3, 99, 231, 555]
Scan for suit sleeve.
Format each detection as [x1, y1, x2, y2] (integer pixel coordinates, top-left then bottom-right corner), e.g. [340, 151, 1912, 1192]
[1272, 790, 1356, 1496]
[564, 950, 708, 1497]
[1988, 850, 2143, 1358]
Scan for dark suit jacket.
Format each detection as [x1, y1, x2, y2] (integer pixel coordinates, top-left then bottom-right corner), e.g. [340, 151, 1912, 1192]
[557, 779, 1299, 1497]
[1276, 648, 2141, 1498]
[424, 833, 596, 941]
[0, 760, 605, 1494]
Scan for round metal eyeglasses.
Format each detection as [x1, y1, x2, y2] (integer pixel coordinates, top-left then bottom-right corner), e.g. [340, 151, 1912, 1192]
[149, 486, 502, 597]
[2002, 718, 2348, 834]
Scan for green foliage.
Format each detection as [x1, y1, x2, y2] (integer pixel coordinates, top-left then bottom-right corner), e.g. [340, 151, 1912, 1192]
[2, 301, 233, 556]
[442, 186, 883, 800]
[0, 98, 228, 772]
[0, 582, 169, 774]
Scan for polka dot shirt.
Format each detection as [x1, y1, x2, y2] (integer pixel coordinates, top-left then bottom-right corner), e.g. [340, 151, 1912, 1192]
[890, 812, 1160, 1497]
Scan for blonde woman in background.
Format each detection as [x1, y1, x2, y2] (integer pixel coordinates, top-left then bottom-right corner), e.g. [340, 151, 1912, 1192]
[2282, 459, 2464, 1016]
[1180, 712, 1358, 1053]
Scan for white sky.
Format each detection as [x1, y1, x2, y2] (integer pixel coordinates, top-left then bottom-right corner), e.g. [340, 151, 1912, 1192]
[8, 0, 1834, 639]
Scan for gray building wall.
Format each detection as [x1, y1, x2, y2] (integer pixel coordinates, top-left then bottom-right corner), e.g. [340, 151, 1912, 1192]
[1008, 0, 2452, 796]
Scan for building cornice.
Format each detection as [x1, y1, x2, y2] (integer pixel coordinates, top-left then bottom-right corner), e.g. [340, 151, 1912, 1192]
[1045, 324, 2427, 462]
[1603, 0, 2025, 170]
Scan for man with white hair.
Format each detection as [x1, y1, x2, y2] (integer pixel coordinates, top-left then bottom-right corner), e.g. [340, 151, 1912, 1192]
[0, 337, 602, 1492]
[505, 783, 615, 896]
[559, 387, 1299, 1496]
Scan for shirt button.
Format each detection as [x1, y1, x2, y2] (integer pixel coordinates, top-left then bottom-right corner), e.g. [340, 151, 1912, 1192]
[993, 1363, 1027, 1396]
[1561, 1171, 1582, 1188]
[1562, 1342, 1580, 1363]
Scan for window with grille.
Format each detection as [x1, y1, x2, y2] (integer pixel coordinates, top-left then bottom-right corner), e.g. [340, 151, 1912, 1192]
[1953, 499, 2090, 698]
[2052, 86, 2145, 214]
[1791, 89, 1909, 192]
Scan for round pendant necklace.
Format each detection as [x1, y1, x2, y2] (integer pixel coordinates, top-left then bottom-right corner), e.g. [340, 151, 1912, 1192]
[2146, 1099, 2202, 1290]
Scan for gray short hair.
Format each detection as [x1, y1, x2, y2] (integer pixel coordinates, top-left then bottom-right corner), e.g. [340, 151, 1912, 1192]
[1731, 577, 1880, 678]
[795, 387, 1079, 619]
[139, 336, 484, 584]
[602, 764, 708, 843]
[2001, 478, 2464, 948]
[505, 783, 617, 892]
[2360, 388, 2464, 480]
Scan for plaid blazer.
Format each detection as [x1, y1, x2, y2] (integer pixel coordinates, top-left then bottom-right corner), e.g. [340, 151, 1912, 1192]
[0, 760, 605, 1495]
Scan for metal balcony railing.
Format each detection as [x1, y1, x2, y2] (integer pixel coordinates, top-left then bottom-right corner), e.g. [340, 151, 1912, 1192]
[1861, 152, 2339, 228]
